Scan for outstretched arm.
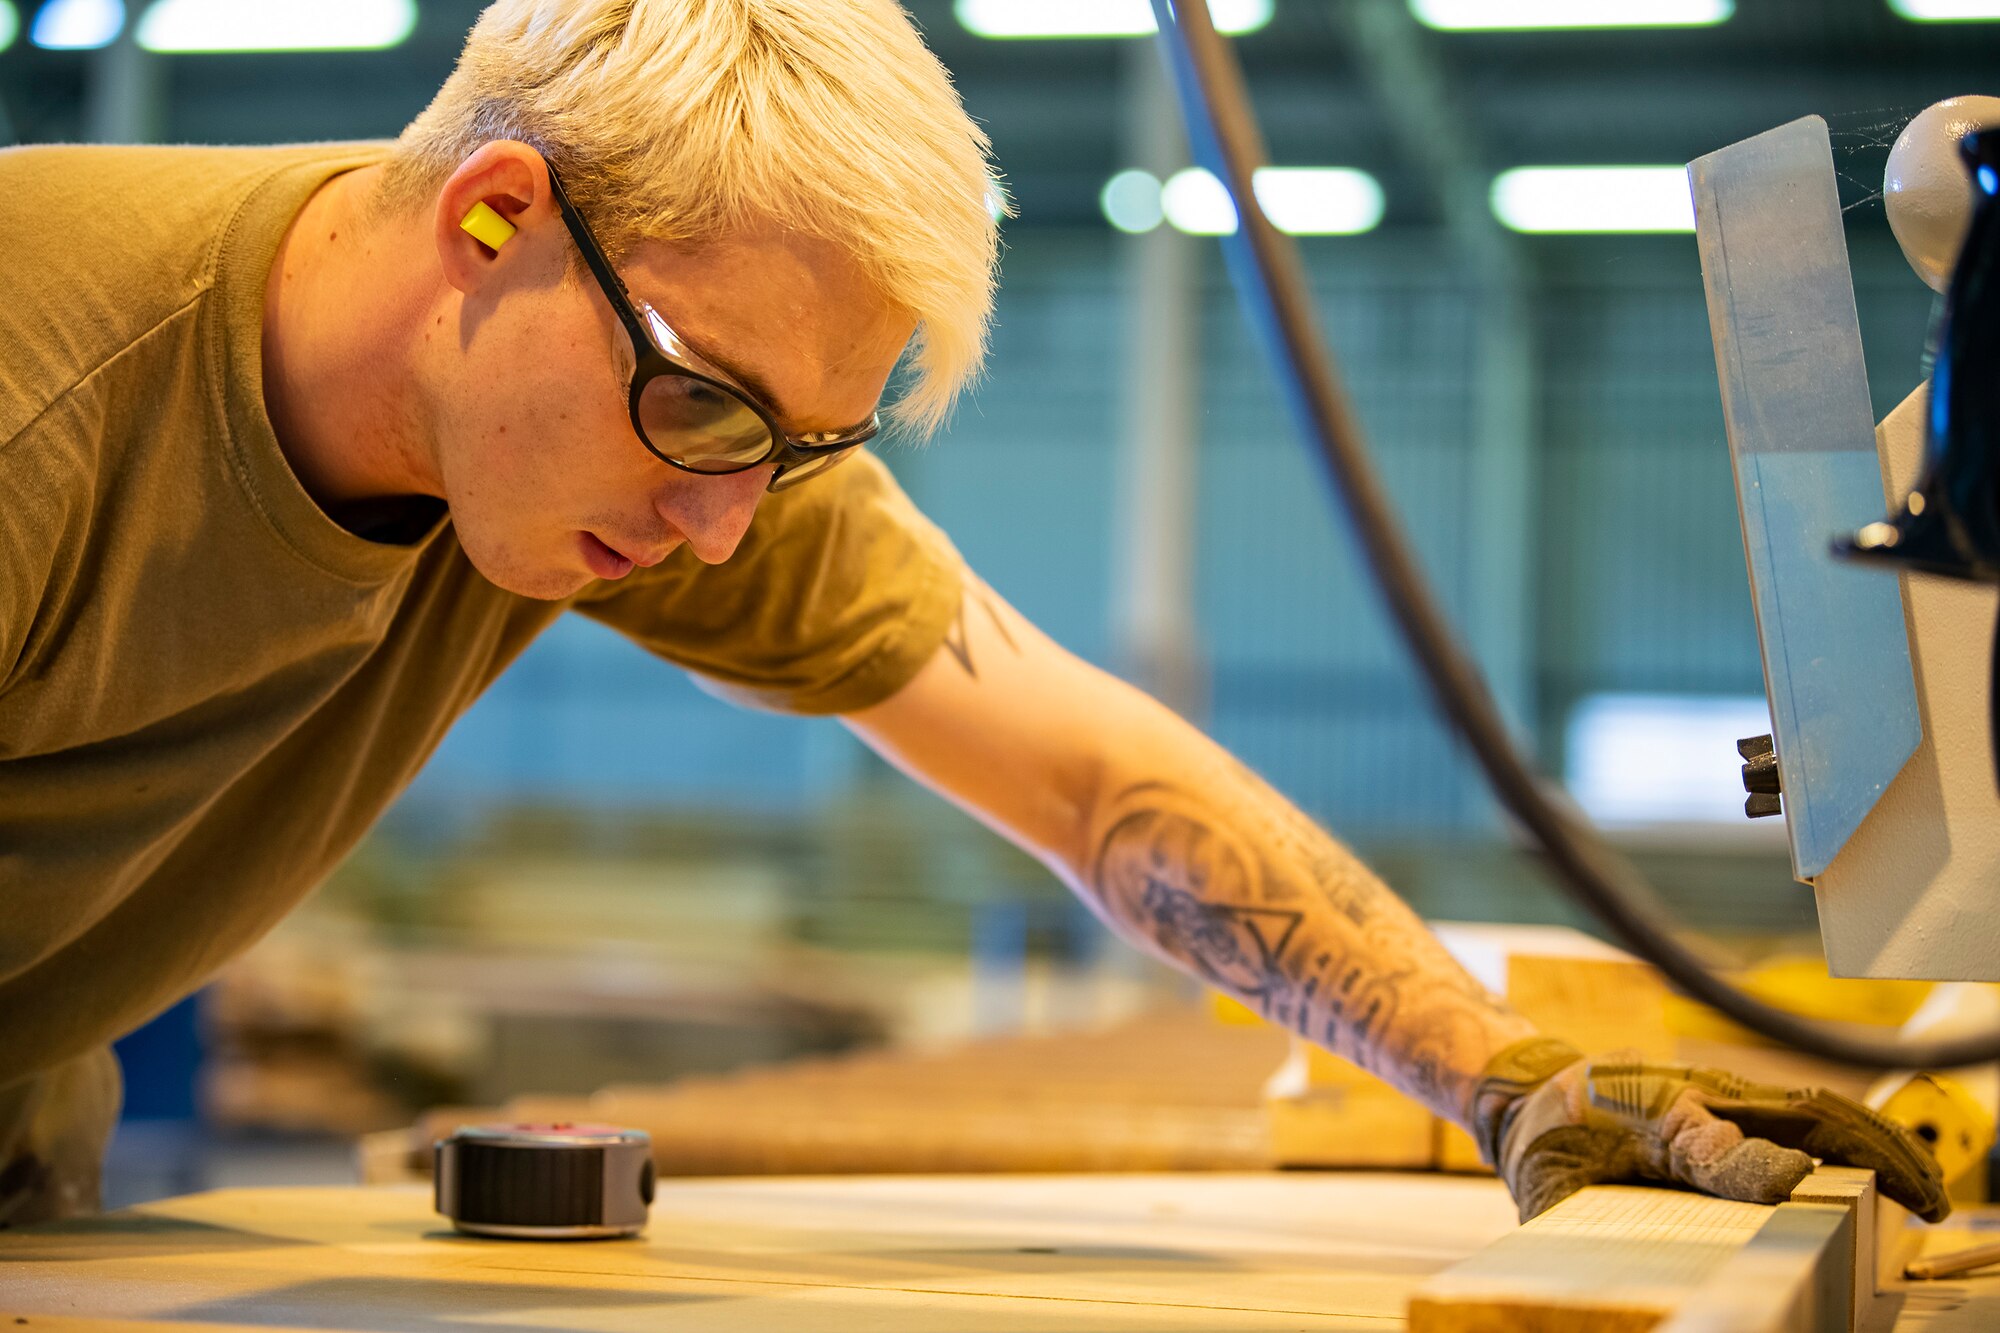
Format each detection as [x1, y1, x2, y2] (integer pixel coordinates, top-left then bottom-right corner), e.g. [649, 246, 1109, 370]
[844, 574, 1535, 1126]
[844, 574, 1950, 1223]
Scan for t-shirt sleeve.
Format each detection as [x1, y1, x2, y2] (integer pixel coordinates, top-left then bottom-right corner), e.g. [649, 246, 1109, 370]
[571, 452, 964, 715]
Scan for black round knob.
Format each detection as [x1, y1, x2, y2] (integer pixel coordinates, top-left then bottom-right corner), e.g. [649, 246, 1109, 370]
[434, 1123, 653, 1240]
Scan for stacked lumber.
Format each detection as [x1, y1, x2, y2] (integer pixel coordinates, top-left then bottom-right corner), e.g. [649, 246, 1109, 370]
[367, 1008, 1291, 1182]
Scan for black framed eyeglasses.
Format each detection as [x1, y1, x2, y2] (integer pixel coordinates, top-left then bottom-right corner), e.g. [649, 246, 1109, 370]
[544, 164, 879, 492]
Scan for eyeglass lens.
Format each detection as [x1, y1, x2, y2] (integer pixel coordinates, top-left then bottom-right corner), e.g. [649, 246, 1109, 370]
[635, 373, 775, 472]
[770, 448, 856, 491]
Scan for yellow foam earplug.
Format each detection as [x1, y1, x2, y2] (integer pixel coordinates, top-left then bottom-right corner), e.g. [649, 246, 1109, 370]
[460, 201, 517, 251]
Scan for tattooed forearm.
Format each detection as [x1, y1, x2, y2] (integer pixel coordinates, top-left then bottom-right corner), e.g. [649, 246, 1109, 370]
[1083, 776, 1535, 1122]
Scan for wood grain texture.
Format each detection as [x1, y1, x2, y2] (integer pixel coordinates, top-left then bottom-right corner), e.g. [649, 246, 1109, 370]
[1407, 1184, 1774, 1332]
[393, 1010, 1291, 1180]
[8, 1172, 1999, 1331]
[1659, 1204, 1851, 1333]
[1408, 1168, 1885, 1333]
[0, 1173, 1519, 1332]
[1787, 1165, 1880, 1320]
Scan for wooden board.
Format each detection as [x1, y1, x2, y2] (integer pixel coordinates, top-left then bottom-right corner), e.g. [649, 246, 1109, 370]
[375, 1010, 1291, 1182]
[11, 1173, 1995, 1331]
[0, 1173, 1519, 1331]
[1659, 1204, 1852, 1333]
[1407, 1184, 1777, 1331]
[1787, 1166, 1902, 1316]
[1408, 1168, 1888, 1333]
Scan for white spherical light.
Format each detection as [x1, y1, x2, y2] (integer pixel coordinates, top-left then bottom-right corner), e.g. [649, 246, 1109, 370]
[1885, 95, 2000, 293]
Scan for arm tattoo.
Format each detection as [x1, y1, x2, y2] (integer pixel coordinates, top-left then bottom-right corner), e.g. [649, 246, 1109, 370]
[942, 600, 977, 679]
[942, 583, 1021, 682]
[1084, 777, 1535, 1121]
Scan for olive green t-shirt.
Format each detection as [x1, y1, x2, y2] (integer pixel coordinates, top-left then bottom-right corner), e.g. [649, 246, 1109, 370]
[0, 143, 963, 1090]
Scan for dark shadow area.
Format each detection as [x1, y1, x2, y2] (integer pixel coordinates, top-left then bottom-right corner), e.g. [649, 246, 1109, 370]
[0, 1212, 310, 1264]
[380, 1225, 650, 1247]
[172, 1276, 719, 1333]
[851, 1242, 1229, 1270]
[1857, 1289, 1909, 1333]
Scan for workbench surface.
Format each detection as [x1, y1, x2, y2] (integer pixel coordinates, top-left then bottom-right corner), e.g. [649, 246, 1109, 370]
[3, 1173, 1998, 1331]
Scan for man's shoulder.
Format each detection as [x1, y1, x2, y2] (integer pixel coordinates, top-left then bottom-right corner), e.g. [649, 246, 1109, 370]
[0, 143, 382, 447]
[0, 141, 372, 247]
[574, 450, 968, 716]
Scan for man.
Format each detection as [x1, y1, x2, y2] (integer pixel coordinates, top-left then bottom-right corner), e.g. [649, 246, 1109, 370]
[0, 0, 1946, 1229]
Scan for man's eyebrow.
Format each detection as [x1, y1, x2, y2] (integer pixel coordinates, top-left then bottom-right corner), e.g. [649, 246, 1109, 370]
[674, 329, 787, 419]
[667, 317, 877, 439]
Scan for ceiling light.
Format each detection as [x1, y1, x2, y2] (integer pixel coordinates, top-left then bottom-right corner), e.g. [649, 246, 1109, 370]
[32, 0, 123, 49]
[956, 0, 1273, 40]
[1411, 0, 1732, 29]
[1490, 166, 1695, 233]
[1889, 1, 2000, 19]
[137, 0, 416, 52]
[1253, 167, 1385, 235]
[1101, 169, 1165, 233]
[1162, 168, 1239, 235]
[1159, 167, 1383, 236]
[0, 3, 17, 50]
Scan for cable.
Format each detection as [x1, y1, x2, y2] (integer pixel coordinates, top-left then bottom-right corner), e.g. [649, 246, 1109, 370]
[1147, 0, 2000, 1069]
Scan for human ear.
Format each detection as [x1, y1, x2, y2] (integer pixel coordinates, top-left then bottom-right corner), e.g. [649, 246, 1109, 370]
[434, 140, 553, 297]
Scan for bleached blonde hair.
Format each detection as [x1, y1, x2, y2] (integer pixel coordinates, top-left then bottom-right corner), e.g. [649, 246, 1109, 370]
[384, 0, 1002, 434]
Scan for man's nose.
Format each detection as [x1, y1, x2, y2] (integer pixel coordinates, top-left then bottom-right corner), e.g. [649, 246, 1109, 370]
[657, 466, 772, 564]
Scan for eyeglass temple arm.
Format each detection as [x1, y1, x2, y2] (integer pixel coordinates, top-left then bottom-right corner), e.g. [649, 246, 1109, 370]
[542, 163, 662, 356]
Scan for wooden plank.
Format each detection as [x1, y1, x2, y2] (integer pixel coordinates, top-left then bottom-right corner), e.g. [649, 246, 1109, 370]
[0, 1173, 1520, 1331]
[1786, 1165, 1879, 1318]
[1407, 1168, 1875, 1333]
[1659, 1204, 1851, 1333]
[6, 1172, 1997, 1331]
[583, 1010, 1288, 1175]
[1406, 1184, 1774, 1331]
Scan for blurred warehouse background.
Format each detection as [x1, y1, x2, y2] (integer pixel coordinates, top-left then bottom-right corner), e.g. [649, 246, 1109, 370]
[6, 0, 1995, 1200]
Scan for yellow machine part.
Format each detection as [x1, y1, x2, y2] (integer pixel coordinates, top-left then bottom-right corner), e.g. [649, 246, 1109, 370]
[1664, 957, 1934, 1045]
[1878, 1072, 1996, 1205]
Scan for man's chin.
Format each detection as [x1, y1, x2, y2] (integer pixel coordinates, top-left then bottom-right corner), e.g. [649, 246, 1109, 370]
[458, 543, 592, 602]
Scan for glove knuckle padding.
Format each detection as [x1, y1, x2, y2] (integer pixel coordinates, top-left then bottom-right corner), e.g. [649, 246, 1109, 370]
[1703, 1084, 1949, 1222]
[1475, 1040, 1953, 1225]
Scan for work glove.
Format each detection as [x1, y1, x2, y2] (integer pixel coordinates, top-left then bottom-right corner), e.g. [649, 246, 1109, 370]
[1469, 1036, 1950, 1224]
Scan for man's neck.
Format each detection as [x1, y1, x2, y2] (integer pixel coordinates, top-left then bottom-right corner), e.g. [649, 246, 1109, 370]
[262, 164, 445, 528]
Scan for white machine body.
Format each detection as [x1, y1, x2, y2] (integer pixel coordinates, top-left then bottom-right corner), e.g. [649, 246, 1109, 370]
[1816, 386, 2000, 979]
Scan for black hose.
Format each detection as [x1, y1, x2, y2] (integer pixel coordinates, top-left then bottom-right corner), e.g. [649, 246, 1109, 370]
[1148, 0, 2000, 1069]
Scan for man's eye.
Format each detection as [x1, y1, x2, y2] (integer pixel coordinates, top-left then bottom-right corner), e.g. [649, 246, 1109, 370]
[637, 375, 769, 457]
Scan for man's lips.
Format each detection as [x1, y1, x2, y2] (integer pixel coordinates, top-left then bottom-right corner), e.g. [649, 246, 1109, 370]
[580, 532, 674, 579]
[580, 532, 636, 580]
